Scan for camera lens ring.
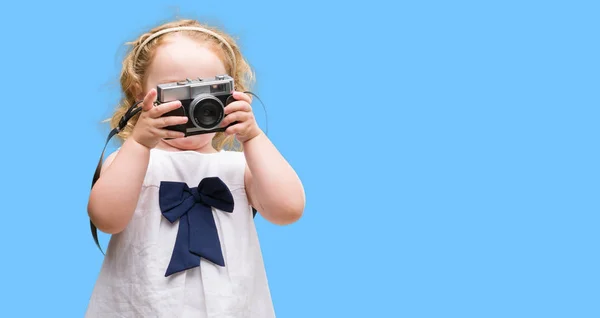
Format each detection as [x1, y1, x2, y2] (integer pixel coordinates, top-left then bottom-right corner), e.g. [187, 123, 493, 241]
[189, 94, 225, 129]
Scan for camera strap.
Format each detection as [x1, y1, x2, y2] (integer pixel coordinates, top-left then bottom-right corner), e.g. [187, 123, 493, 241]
[90, 92, 266, 255]
[89, 101, 143, 254]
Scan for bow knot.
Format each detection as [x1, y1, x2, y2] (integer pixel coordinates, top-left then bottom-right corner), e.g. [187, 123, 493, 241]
[159, 177, 234, 277]
[191, 188, 203, 203]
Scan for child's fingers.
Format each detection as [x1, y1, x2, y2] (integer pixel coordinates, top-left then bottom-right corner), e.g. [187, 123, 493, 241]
[224, 101, 251, 115]
[221, 111, 251, 127]
[225, 122, 247, 135]
[141, 89, 157, 111]
[149, 100, 183, 118]
[154, 115, 188, 128]
[232, 91, 252, 104]
[156, 128, 186, 139]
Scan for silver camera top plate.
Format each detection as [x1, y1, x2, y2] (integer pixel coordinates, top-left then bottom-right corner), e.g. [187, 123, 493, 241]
[156, 75, 234, 103]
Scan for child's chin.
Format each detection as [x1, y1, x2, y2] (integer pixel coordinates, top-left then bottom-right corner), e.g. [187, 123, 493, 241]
[163, 134, 215, 151]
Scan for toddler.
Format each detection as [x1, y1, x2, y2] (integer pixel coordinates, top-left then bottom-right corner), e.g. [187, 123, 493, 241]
[85, 18, 305, 318]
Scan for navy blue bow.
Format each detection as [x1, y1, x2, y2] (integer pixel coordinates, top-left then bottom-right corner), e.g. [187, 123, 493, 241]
[159, 177, 234, 277]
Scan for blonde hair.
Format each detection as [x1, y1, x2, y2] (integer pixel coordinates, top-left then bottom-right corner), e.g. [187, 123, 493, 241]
[108, 19, 254, 151]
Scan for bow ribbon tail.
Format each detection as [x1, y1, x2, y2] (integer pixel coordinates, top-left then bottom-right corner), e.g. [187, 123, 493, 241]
[188, 204, 226, 267]
[165, 214, 201, 277]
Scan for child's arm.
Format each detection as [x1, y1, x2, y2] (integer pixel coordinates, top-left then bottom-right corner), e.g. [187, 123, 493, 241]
[243, 132, 305, 225]
[88, 89, 188, 234]
[87, 138, 151, 234]
[221, 91, 305, 225]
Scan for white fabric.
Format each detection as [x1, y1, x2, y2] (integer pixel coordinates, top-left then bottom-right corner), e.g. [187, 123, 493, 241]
[86, 148, 275, 318]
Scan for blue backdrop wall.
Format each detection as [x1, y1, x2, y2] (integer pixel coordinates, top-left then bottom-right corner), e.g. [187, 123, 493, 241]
[0, 0, 597, 317]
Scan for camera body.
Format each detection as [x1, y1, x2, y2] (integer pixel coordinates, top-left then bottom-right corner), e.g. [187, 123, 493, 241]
[156, 74, 235, 137]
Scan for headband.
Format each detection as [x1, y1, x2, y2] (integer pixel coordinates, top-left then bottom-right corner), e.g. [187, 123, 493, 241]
[132, 26, 237, 73]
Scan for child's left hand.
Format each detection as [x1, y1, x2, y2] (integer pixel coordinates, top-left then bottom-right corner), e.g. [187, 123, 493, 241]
[221, 91, 262, 143]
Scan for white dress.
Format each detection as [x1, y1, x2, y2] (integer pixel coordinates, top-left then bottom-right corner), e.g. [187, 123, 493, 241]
[86, 148, 275, 318]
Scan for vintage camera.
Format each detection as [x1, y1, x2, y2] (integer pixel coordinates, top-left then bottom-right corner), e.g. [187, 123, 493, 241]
[156, 75, 235, 137]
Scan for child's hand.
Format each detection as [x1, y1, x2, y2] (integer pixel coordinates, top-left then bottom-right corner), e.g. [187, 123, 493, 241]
[220, 91, 262, 143]
[131, 89, 188, 149]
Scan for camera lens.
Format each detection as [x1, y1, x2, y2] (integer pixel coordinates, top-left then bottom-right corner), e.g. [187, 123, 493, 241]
[192, 99, 223, 129]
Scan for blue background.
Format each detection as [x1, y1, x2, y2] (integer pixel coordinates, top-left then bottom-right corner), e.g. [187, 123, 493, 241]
[0, 0, 598, 317]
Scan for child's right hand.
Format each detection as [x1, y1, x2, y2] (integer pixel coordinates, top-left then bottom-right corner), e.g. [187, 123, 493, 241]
[131, 89, 188, 149]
